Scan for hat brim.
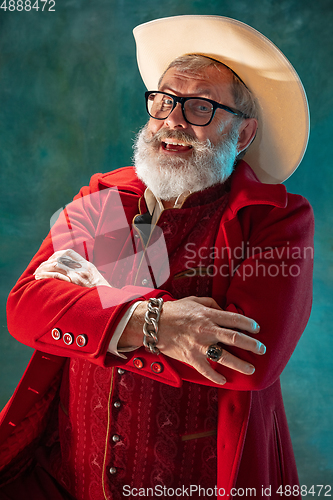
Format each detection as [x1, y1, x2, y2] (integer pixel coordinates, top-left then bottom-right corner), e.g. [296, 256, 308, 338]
[133, 15, 310, 184]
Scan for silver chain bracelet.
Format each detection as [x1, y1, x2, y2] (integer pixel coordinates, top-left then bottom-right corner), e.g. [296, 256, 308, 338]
[143, 297, 164, 355]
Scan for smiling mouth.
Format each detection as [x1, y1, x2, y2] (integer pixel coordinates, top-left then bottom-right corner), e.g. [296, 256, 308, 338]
[161, 140, 193, 153]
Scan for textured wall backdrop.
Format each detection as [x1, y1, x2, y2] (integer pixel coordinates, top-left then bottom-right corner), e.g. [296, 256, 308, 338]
[0, 0, 332, 490]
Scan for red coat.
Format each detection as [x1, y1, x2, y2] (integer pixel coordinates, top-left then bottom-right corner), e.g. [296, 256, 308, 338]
[0, 162, 314, 498]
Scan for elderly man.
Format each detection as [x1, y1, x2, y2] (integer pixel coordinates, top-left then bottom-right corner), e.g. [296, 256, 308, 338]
[0, 15, 313, 500]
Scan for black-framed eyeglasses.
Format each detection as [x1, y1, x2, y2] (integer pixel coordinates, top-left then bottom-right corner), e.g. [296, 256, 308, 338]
[145, 91, 249, 127]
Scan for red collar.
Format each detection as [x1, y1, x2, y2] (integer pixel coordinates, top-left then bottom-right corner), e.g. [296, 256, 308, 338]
[228, 161, 287, 214]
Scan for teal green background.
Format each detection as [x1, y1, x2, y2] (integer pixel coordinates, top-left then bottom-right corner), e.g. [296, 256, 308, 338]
[0, 0, 332, 490]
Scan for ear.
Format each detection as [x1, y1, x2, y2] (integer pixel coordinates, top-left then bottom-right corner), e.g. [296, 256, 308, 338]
[237, 118, 258, 154]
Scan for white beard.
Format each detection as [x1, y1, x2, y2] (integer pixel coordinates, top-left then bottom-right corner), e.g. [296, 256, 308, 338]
[133, 124, 240, 201]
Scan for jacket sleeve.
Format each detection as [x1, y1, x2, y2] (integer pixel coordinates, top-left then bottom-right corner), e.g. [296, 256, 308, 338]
[6, 175, 173, 368]
[167, 193, 314, 391]
[7, 177, 314, 390]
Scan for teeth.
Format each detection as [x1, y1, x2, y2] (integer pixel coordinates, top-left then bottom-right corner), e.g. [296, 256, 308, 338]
[163, 140, 191, 147]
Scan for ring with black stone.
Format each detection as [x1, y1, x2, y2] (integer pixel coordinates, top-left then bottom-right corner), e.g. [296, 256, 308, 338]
[206, 344, 223, 362]
[58, 256, 82, 269]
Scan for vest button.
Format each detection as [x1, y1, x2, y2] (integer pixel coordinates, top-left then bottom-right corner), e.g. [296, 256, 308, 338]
[151, 362, 163, 374]
[51, 328, 61, 341]
[133, 357, 144, 369]
[63, 333, 74, 345]
[117, 368, 125, 375]
[112, 434, 120, 443]
[113, 401, 121, 408]
[109, 467, 117, 474]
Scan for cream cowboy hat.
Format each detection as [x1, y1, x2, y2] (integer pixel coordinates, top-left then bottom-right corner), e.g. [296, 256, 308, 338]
[133, 15, 309, 184]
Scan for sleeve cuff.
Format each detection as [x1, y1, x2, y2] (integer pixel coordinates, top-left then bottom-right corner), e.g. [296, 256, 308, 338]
[107, 301, 142, 358]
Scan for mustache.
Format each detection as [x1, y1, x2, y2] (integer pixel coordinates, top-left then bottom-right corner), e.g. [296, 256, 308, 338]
[142, 127, 210, 149]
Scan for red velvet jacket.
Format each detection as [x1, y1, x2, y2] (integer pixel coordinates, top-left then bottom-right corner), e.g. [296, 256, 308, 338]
[0, 162, 314, 498]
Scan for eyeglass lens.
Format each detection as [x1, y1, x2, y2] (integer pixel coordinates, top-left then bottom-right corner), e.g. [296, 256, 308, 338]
[147, 93, 214, 126]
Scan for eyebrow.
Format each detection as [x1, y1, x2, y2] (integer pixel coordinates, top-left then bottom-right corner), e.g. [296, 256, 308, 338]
[159, 84, 216, 99]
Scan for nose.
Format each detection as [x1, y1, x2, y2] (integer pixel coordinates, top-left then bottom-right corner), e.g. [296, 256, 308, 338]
[164, 102, 188, 129]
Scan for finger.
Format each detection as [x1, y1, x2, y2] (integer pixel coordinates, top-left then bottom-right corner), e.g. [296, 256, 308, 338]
[60, 248, 87, 263]
[191, 296, 223, 311]
[212, 309, 260, 334]
[56, 256, 80, 269]
[55, 261, 73, 273]
[34, 261, 53, 274]
[34, 271, 71, 282]
[34, 264, 89, 287]
[65, 272, 89, 287]
[34, 258, 62, 272]
[213, 348, 255, 375]
[214, 328, 266, 355]
[191, 358, 227, 385]
[55, 250, 86, 270]
[44, 250, 70, 263]
[37, 249, 85, 268]
[34, 261, 70, 277]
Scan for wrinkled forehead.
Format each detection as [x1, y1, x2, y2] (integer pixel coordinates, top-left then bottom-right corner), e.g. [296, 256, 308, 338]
[158, 56, 236, 85]
[158, 64, 236, 103]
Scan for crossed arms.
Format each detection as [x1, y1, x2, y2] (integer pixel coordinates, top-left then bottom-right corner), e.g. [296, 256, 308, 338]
[7, 176, 314, 391]
[34, 248, 265, 385]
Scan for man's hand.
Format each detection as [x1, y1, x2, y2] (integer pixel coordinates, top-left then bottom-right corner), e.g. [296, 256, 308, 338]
[34, 249, 111, 288]
[34, 251, 265, 385]
[123, 296, 265, 385]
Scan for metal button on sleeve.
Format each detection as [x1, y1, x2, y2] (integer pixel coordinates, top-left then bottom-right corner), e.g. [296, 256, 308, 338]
[51, 328, 62, 341]
[112, 434, 120, 443]
[76, 334, 88, 347]
[151, 362, 164, 374]
[133, 357, 144, 369]
[141, 278, 148, 286]
[113, 401, 121, 408]
[109, 467, 117, 475]
[63, 333, 74, 345]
